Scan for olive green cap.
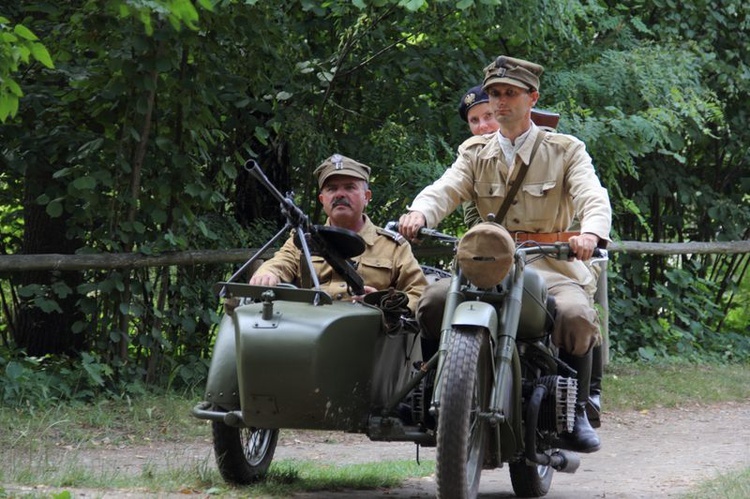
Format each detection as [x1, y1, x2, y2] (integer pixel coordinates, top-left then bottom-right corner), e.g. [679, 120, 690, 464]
[482, 55, 544, 91]
[314, 154, 371, 188]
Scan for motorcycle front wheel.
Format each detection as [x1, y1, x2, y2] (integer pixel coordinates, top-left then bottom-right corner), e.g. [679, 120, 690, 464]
[435, 326, 492, 499]
[212, 420, 279, 484]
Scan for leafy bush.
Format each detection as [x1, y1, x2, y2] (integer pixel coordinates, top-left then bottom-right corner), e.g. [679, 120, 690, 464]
[609, 254, 750, 363]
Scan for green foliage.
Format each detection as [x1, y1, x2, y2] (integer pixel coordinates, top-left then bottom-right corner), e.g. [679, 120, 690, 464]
[609, 255, 750, 363]
[0, 17, 54, 121]
[0, 347, 122, 407]
[0, 0, 748, 390]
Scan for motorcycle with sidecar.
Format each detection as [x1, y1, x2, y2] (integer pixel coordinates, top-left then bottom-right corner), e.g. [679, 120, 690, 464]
[191, 160, 608, 498]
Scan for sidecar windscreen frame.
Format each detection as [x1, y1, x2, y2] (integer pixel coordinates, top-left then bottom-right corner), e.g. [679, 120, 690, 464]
[214, 282, 334, 305]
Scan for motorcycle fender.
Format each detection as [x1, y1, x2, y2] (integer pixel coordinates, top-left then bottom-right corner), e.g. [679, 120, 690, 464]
[204, 313, 241, 409]
[452, 301, 498, 341]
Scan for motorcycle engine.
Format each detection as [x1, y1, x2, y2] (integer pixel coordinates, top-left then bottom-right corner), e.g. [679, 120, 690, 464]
[535, 375, 577, 434]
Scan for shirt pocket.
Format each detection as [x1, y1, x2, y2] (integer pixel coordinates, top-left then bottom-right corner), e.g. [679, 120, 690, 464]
[358, 257, 394, 291]
[310, 255, 332, 284]
[473, 182, 504, 221]
[473, 181, 505, 198]
[521, 181, 560, 221]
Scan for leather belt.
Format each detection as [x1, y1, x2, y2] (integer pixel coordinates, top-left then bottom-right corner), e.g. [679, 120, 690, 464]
[510, 231, 580, 243]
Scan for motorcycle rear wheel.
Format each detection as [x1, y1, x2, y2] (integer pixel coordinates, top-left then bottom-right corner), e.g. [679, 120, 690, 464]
[509, 456, 554, 497]
[212, 420, 278, 484]
[436, 326, 492, 499]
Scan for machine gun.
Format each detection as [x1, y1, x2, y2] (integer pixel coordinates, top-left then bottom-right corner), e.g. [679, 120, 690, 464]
[224, 160, 366, 297]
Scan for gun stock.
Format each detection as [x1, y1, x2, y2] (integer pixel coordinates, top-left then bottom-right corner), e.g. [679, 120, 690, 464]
[531, 108, 560, 130]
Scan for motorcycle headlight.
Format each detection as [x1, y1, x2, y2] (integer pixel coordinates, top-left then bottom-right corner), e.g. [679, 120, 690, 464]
[457, 222, 515, 289]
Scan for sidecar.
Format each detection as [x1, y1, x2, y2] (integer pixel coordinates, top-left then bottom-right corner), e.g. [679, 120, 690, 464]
[192, 282, 424, 483]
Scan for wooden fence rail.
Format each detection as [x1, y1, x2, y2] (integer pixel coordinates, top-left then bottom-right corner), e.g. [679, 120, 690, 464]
[0, 240, 749, 272]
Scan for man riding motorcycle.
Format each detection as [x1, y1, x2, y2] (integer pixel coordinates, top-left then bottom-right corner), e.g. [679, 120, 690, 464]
[398, 55, 612, 453]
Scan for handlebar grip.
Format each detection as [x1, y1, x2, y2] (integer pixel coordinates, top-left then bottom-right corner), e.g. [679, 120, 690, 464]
[385, 220, 431, 237]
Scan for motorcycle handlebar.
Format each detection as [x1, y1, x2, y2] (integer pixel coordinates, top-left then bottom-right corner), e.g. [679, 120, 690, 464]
[384, 221, 459, 244]
[385, 221, 608, 262]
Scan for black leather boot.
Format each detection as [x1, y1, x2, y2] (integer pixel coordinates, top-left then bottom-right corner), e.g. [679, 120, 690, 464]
[558, 350, 601, 453]
[587, 345, 602, 428]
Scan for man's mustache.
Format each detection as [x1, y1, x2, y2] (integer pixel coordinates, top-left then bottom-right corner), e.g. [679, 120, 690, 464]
[332, 198, 351, 208]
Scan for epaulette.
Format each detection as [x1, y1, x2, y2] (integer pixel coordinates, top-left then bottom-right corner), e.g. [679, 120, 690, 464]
[376, 227, 407, 245]
[460, 134, 491, 149]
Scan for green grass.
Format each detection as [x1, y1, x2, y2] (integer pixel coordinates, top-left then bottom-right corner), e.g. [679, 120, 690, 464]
[604, 361, 750, 412]
[0, 457, 435, 498]
[243, 459, 435, 496]
[681, 467, 750, 499]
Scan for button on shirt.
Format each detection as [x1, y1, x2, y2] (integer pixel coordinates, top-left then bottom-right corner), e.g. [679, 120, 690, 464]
[407, 123, 611, 288]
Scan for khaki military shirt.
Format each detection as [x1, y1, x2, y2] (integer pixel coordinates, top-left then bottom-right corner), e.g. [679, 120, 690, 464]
[253, 215, 427, 313]
[408, 124, 611, 288]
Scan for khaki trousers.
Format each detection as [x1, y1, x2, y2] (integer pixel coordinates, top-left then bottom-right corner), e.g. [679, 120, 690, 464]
[417, 276, 600, 356]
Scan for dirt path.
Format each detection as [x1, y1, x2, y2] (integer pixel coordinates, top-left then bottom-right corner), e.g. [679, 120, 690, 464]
[280, 401, 750, 498]
[5, 401, 750, 498]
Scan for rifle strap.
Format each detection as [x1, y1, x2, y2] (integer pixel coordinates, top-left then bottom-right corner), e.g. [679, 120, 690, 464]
[495, 129, 547, 223]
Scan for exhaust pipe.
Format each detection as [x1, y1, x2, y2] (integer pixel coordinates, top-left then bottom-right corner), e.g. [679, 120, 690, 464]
[524, 384, 580, 473]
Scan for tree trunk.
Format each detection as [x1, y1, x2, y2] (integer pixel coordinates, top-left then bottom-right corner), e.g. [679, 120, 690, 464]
[235, 139, 291, 229]
[13, 160, 86, 357]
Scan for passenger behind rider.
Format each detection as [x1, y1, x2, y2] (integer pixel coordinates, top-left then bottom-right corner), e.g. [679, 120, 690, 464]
[458, 85, 500, 230]
[250, 154, 427, 315]
[398, 56, 611, 454]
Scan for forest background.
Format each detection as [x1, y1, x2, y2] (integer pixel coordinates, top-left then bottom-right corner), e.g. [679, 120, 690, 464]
[0, 0, 748, 405]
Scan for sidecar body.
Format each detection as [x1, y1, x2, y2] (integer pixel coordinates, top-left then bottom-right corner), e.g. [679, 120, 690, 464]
[198, 282, 420, 433]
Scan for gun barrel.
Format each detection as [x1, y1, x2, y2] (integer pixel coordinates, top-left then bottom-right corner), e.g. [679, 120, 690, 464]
[243, 158, 365, 296]
[245, 159, 308, 226]
[244, 159, 287, 204]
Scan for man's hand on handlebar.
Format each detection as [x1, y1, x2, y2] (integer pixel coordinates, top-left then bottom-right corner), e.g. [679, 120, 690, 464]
[568, 233, 600, 261]
[249, 273, 281, 286]
[398, 211, 427, 241]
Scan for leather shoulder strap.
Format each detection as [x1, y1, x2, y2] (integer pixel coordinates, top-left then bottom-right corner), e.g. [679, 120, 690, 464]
[495, 130, 547, 223]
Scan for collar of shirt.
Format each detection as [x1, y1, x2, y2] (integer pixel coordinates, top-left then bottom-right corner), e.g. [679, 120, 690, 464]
[497, 127, 532, 176]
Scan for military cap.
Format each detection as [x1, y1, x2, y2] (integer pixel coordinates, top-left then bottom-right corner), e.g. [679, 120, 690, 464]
[314, 153, 371, 189]
[482, 55, 544, 92]
[458, 85, 490, 122]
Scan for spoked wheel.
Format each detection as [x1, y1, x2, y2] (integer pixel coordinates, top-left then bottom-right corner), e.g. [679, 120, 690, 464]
[509, 453, 554, 497]
[436, 326, 492, 499]
[212, 420, 279, 484]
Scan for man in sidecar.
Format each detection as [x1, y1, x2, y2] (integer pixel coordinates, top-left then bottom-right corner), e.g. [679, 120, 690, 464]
[398, 56, 611, 454]
[250, 153, 427, 315]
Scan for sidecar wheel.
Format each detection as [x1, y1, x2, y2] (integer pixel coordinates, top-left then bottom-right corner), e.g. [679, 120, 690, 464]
[509, 456, 554, 497]
[435, 327, 492, 499]
[212, 421, 278, 484]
